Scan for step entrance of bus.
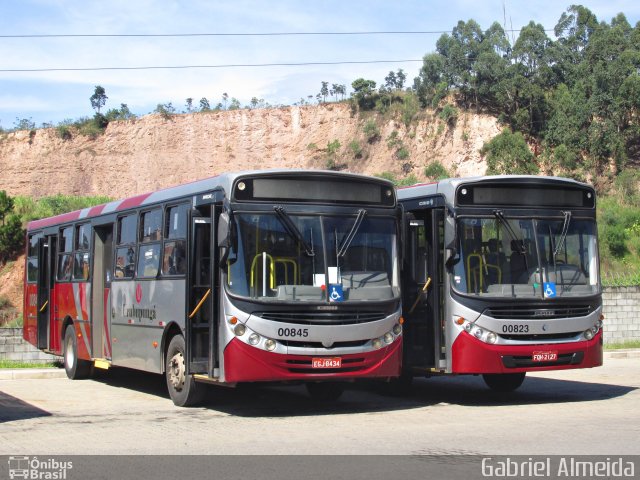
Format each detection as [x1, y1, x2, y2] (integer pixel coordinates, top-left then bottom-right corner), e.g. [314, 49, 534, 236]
[187, 206, 218, 377]
[91, 224, 113, 360]
[36, 236, 56, 350]
[402, 207, 446, 372]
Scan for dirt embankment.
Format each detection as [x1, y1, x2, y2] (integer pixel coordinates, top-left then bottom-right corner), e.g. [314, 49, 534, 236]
[0, 104, 499, 316]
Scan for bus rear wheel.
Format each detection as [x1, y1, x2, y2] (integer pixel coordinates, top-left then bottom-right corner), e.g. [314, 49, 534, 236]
[306, 382, 345, 402]
[482, 372, 526, 392]
[165, 335, 205, 407]
[63, 324, 92, 379]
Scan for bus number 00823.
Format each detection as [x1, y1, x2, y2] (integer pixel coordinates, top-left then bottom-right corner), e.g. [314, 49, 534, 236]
[277, 328, 309, 338]
[502, 324, 529, 333]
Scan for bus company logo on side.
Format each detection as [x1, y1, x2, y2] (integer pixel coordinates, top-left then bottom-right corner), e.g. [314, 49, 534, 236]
[28, 294, 37, 307]
[135, 284, 143, 303]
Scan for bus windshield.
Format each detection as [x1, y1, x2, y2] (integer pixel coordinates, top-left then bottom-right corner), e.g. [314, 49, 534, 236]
[452, 216, 599, 298]
[226, 212, 400, 302]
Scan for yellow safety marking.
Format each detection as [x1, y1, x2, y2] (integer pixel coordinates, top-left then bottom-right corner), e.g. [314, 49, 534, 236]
[39, 300, 49, 313]
[94, 359, 111, 370]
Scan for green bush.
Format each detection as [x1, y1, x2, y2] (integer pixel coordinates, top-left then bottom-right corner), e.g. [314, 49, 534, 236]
[395, 147, 409, 160]
[439, 104, 459, 126]
[424, 162, 450, 180]
[363, 119, 380, 143]
[348, 140, 363, 159]
[481, 129, 538, 175]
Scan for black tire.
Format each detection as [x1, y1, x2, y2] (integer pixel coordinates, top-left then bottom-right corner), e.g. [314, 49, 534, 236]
[482, 372, 526, 392]
[386, 373, 414, 396]
[63, 324, 92, 379]
[306, 382, 345, 402]
[165, 335, 205, 407]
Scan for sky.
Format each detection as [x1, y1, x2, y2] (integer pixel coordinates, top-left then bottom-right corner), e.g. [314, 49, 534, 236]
[1, 0, 639, 129]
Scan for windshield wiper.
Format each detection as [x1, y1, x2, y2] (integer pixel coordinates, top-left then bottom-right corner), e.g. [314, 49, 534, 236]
[337, 209, 367, 258]
[493, 210, 529, 272]
[273, 206, 315, 256]
[553, 211, 572, 257]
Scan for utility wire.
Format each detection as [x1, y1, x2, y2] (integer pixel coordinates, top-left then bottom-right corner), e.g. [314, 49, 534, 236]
[0, 59, 422, 73]
[0, 29, 554, 39]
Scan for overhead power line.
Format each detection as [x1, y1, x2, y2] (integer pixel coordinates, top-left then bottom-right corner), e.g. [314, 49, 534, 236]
[0, 59, 423, 73]
[0, 29, 553, 39]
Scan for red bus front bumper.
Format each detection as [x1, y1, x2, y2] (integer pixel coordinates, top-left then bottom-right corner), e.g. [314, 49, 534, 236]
[451, 330, 603, 374]
[223, 337, 402, 383]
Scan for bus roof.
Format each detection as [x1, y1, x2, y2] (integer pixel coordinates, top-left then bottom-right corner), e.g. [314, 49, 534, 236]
[396, 175, 593, 202]
[27, 169, 394, 231]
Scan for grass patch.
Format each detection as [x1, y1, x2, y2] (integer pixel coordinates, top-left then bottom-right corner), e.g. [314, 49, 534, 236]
[604, 340, 640, 350]
[0, 360, 61, 369]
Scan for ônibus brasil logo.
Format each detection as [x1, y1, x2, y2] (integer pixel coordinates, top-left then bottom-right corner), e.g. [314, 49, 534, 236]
[8, 456, 73, 479]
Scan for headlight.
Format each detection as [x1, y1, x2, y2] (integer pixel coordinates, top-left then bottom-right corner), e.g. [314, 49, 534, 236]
[384, 332, 394, 344]
[486, 332, 498, 344]
[584, 329, 594, 340]
[372, 338, 382, 349]
[248, 333, 260, 345]
[265, 339, 276, 351]
[392, 323, 402, 335]
[233, 324, 246, 336]
[474, 328, 484, 339]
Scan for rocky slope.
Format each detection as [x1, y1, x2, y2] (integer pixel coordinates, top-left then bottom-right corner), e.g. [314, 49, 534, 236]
[0, 104, 499, 317]
[0, 104, 497, 198]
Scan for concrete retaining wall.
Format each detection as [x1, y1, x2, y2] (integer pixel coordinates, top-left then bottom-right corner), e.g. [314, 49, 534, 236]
[0, 287, 637, 363]
[602, 286, 640, 345]
[0, 328, 58, 363]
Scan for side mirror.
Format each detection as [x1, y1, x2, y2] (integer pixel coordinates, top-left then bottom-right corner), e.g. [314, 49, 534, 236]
[444, 213, 457, 254]
[217, 212, 230, 248]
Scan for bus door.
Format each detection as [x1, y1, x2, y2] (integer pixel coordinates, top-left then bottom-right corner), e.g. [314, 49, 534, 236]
[91, 224, 113, 359]
[187, 207, 217, 377]
[37, 236, 55, 350]
[403, 206, 445, 372]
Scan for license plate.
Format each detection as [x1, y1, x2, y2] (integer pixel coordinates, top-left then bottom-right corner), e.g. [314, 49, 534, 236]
[312, 357, 342, 369]
[532, 350, 558, 362]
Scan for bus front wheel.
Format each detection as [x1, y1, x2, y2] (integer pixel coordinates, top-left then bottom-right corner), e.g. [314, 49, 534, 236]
[306, 382, 345, 401]
[482, 372, 526, 392]
[165, 335, 205, 407]
[63, 324, 92, 379]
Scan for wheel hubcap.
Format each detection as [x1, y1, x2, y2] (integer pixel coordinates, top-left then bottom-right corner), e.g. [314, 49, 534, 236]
[65, 337, 74, 367]
[168, 352, 185, 391]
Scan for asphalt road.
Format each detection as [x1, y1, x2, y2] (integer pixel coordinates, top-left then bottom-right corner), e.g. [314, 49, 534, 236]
[0, 355, 639, 456]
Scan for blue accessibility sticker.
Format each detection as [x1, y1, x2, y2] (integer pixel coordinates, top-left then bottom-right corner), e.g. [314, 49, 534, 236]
[328, 284, 344, 302]
[543, 282, 557, 298]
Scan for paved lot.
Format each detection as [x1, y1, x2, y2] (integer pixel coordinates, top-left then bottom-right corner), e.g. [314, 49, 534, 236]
[0, 355, 638, 456]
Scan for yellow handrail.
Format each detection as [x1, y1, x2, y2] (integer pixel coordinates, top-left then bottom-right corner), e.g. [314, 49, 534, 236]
[409, 277, 431, 314]
[39, 300, 49, 313]
[188, 289, 211, 319]
[250, 253, 275, 290]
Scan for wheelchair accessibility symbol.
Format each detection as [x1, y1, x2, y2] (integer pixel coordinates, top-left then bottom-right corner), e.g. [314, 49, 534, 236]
[543, 282, 557, 299]
[329, 284, 344, 302]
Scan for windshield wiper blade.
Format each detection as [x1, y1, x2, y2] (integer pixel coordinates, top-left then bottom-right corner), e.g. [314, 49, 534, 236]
[274, 206, 315, 256]
[337, 209, 367, 258]
[553, 211, 572, 257]
[493, 210, 525, 254]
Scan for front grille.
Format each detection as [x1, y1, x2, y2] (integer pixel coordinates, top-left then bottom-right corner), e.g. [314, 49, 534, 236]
[502, 351, 584, 368]
[485, 305, 593, 320]
[500, 332, 582, 341]
[280, 339, 368, 349]
[253, 311, 387, 325]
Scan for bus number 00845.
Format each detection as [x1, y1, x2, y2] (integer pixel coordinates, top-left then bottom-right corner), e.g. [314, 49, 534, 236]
[502, 324, 529, 333]
[277, 328, 309, 338]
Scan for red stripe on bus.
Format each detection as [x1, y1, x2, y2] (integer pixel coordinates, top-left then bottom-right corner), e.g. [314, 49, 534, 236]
[28, 211, 82, 230]
[116, 193, 153, 211]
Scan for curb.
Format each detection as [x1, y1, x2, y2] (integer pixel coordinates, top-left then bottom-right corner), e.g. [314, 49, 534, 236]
[0, 368, 67, 380]
[604, 349, 640, 359]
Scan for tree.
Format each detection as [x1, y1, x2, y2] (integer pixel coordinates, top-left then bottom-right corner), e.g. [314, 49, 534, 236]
[185, 98, 193, 113]
[90, 86, 108, 114]
[351, 78, 377, 109]
[222, 93, 229, 109]
[395, 69, 407, 89]
[0, 191, 24, 264]
[199, 97, 211, 111]
[320, 81, 329, 103]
